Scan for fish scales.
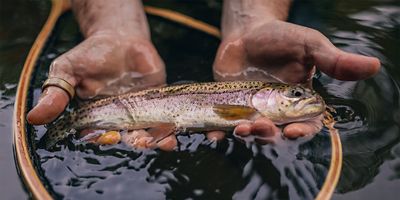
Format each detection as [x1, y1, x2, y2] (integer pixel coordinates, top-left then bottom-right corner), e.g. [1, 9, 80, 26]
[42, 81, 325, 148]
[74, 81, 269, 130]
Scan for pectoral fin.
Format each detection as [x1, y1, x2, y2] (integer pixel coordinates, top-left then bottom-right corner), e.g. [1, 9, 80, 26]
[213, 104, 257, 120]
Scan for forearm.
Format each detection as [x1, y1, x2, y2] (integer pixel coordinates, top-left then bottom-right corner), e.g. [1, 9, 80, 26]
[71, 0, 150, 39]
[221, 0, 291, 38]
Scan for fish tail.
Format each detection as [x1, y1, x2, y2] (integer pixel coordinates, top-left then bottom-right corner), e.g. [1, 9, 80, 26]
[38, 113, 75, 149]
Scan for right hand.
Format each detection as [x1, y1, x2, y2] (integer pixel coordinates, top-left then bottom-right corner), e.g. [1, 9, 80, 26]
[213, 20, 380, 141]
[27, 32, 166, 125]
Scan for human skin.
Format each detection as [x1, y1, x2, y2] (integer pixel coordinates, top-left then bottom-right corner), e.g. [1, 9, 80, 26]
[27, 0, 165, 123]
[27, 0, 380, 150]
[213, 0, 380, 141]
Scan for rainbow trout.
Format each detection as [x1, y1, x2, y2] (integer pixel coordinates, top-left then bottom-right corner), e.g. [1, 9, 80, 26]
[42, 81, 325, 147]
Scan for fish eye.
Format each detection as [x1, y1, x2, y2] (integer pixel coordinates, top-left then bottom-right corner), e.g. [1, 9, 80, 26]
[291, 89, 303, 97]
[294, 91, 302, 97]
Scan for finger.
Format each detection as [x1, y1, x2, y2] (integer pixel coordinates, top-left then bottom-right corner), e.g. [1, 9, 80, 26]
[122, 130, 152, 149]
[27, 57, 77, 125]
[156, 135, 177, 151]
[283, 123, 316, 139]
[283, 116, 323, 139]
[27, 87, 70, 125]
[206, 131, 226, 141]
[121, 130, 178, 151]
[233, 123, 252, 137]
[310, 33, 380, 81]
[250, 117, 280, 138]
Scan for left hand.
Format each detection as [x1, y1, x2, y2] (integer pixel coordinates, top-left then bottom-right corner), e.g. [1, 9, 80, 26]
[212, 20, 380, 142]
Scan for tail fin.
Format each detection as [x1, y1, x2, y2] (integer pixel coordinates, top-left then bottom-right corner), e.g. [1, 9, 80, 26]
[38, 113, 75, 149]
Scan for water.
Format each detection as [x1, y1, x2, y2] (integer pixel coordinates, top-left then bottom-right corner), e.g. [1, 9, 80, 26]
[0, 0, 50, 199]
[1, 0, 400, 199]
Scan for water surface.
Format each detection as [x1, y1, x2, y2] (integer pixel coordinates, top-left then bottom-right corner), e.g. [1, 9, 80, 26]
[1, 0, 399, 199]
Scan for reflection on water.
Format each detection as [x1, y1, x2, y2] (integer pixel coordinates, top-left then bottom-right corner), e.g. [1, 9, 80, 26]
[295, 0, 400, 198]
[1, 0, 397, 199]
[38, 130, 333, 199]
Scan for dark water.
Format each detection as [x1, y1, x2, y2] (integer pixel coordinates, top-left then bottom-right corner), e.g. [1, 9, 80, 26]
[0, 0, 50, 199]
[1, 0, 399, 199]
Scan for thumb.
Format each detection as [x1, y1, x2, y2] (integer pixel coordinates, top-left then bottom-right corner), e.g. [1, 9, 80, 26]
[310, 34, 380, 81]
[27, 87, 70, 125]
[27, 58, 77, 125]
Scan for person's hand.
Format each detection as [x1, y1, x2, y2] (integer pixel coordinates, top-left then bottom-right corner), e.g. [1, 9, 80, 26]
[27, 32, 165, 125]
[29, 32, 175, 150]
[27, 0, 175, 150]
[213, 20, 380, 141]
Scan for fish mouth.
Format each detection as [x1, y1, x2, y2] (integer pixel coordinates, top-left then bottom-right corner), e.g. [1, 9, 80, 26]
[303, 97, 326, 116]
[291, 96, 325, 119]
[308, 99, 325, 108]
[274, 97, 325, 125]
[294, 96, 324, 110]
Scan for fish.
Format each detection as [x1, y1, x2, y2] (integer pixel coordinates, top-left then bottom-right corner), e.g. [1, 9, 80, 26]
[40, 81, 325, 148]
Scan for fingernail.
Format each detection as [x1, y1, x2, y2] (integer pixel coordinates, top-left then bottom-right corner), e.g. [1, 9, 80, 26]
[233, 124, 252, 136]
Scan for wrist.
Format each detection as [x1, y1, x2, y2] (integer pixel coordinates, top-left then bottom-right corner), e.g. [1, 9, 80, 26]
[87, 27, 150, 41]
[71, 0, 150, 39]
[86, 29, 153, 47]
[222, 18, 277, 40]
[221, 0, 291, 39]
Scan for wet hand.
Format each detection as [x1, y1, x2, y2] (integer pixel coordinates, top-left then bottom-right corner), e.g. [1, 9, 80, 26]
[213, 20, 380, 140]
[214, 20, 380, 83]
[27, 32, 165, 125]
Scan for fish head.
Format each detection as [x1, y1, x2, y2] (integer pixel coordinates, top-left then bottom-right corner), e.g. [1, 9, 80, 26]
[251, 84, 325, 124]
